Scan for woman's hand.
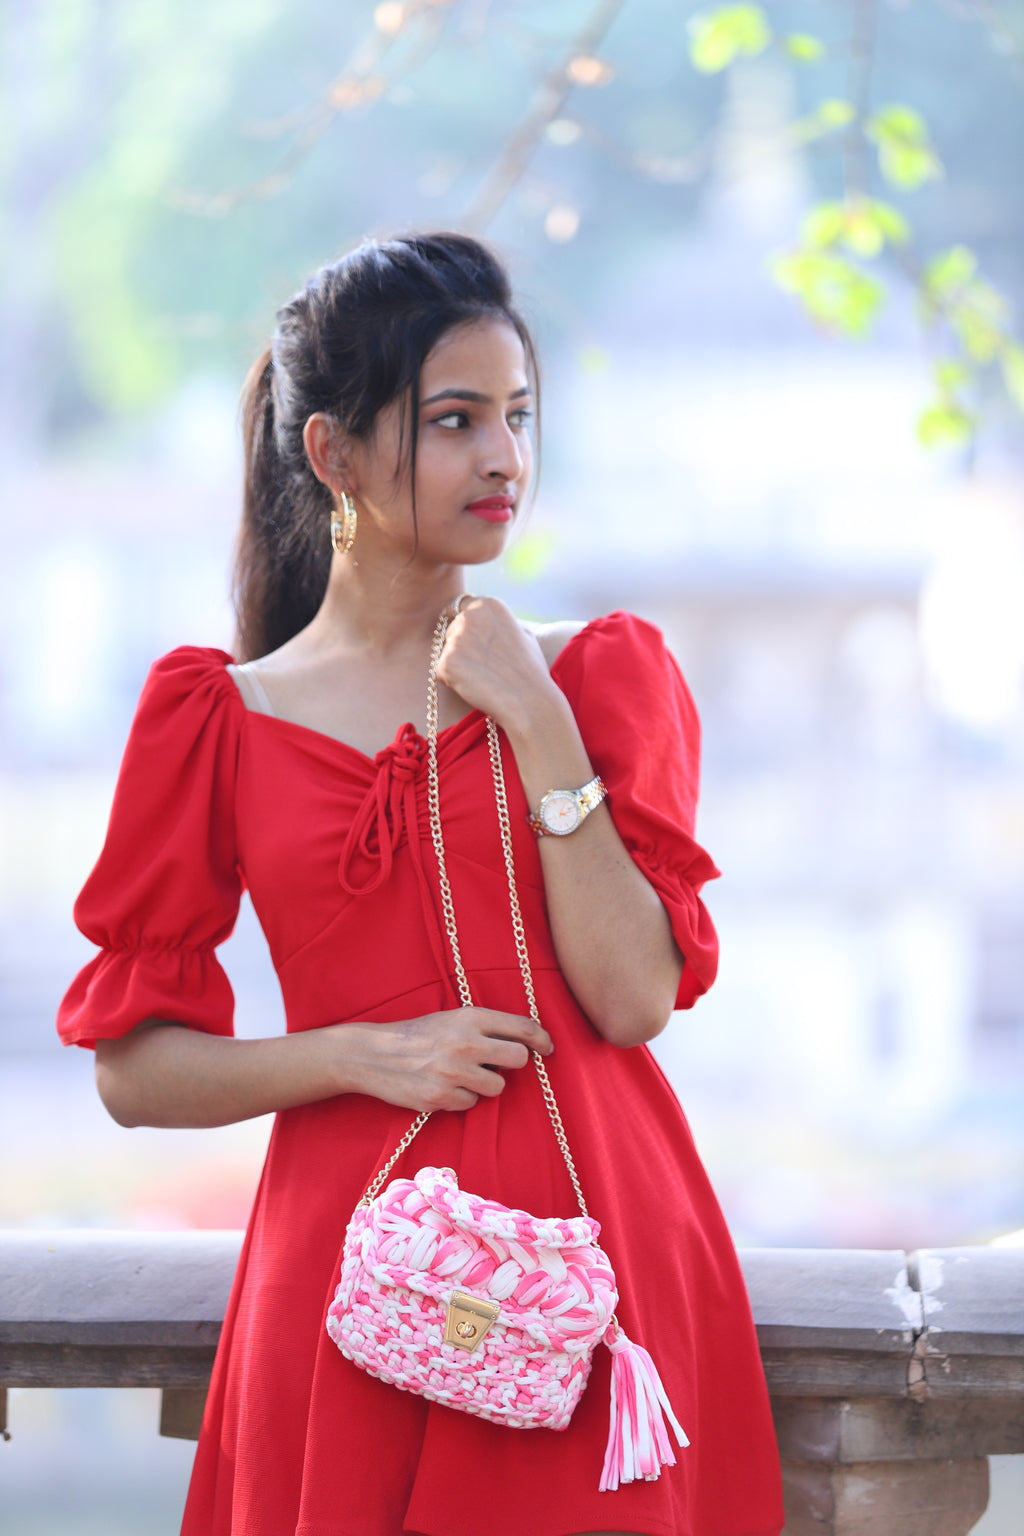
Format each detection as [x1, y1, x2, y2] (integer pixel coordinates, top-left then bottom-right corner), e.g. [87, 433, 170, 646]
[94, 1007, 552, 1130]
[327, 1007, 553, 1113]
[436, 596, 562, 735]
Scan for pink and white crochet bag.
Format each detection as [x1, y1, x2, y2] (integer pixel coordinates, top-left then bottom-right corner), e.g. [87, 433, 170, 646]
[326, 607, 688, 1491]
[327, 1165, 616, 1431]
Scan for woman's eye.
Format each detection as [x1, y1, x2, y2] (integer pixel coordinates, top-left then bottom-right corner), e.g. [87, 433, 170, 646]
[433, 411, 469, 429]
[509, 409, 533, 429]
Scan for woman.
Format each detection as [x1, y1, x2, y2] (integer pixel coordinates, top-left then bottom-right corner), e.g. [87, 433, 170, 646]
[58, 233, 783, 1536]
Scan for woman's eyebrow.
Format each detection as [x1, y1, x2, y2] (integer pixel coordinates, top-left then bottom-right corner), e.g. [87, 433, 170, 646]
[421, 386, 532, 406]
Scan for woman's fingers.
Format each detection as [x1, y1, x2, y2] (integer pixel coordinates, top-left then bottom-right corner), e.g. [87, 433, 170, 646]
[445, 1086, 481, 1111]
[465, 1064, 508, 1099]
[338, 1007, 554, 1113]
[483, 1040, 531, 1072]
[436, 596, 554, 726]
[417, 1013, 549, 1109]
[474, 1008, 553, 1057]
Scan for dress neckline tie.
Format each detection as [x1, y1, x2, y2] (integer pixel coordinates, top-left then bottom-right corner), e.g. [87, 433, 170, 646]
[338, 725, 426, 899]
[337, 723, 457, 1002]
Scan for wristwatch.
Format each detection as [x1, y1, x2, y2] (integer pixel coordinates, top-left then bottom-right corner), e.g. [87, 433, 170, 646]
[527, 775, 607, 837]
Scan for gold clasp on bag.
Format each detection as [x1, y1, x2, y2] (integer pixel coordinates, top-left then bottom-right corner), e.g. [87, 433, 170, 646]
[443, 1291, 500, 1353]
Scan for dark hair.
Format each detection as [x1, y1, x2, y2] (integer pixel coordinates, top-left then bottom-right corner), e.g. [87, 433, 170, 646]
[233, 232, 540, 661]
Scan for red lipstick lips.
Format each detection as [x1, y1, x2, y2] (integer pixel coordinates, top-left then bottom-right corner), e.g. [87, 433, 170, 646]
[465, 494, 515, 523]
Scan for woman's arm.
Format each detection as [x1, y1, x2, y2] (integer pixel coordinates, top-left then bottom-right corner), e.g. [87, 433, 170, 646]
[436, 601, 685, 1048]
[504, 692, 683, 1047]
[94, 1008, 552, 1130]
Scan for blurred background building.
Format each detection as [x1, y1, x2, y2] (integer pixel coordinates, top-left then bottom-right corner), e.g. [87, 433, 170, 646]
[2, 0, 1023, 1529]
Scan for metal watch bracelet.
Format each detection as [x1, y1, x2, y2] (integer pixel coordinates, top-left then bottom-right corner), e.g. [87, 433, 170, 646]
[527, 775, 607, 837]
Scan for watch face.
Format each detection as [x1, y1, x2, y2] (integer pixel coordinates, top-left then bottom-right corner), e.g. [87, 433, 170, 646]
[540, 791, 582, 835]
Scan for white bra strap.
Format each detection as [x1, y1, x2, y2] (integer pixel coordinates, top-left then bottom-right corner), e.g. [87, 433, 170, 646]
[227, 662, 277, 717]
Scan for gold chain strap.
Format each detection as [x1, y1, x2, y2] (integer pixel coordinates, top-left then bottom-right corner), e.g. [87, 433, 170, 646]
[481, 676, 590, 1220]
[359, 608, 590, 1218]
[426, 615, 476, 1012]
[361, 1108, 432, 1205]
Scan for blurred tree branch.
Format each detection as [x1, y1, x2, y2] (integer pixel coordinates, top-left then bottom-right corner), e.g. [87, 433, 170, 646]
[6, 0, 1024, 455]
[459, 0, 626, 230]
[169, 0, 456, 215]
[842, 0, 876, 199]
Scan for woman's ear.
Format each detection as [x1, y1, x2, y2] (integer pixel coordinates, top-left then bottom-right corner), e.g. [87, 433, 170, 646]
[303, 413, 354, 495]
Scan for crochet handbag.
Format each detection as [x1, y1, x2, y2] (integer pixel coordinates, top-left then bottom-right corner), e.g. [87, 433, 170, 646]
[327, 607, 687, 1491]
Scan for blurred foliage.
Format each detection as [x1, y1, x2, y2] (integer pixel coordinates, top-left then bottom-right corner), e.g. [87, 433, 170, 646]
[773, 248, 885, 337]
[865, 103, 943, 190]
[688, 5, 772, 72]
[502, 528, 559, 582]
[3, 0, 1024, 458]
[687, 0, 1024, 445]
[687, 0, 1024, 446]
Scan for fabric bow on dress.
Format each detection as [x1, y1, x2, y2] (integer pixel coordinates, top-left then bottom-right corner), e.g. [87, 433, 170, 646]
[338, 724, 456, 997]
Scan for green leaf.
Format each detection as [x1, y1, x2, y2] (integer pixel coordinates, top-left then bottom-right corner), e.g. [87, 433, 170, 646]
[956, 323, 999, 365]
[801, 199, 909, 257]
[816, 98, 856, 128]
[839, 201, 903, 258]
[882, 143, 943, 190]
[925, 246, 978, 296]
[920, 251, 1010, 360]
[689, 6, 771, 73]
[1002, 344, 1024, 412]
[917, 402, 975, 448]
[772, 250, 885, 337]
[866, 104, 943, 189]
[503, 530, 556, 582]
[785, 33, 825, 62]
[952, 280, 1009, 362]
[842, 215, 885, 259]
[871, 202, 911, 245]
[789, 99, 855, 145]
[802, 202, 847, 248]
[870, 104, 930, 141]
[934, 358, 972, 394]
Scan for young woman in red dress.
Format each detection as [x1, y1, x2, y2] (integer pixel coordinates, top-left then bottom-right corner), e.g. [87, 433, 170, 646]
[58, 233, 784, 1536]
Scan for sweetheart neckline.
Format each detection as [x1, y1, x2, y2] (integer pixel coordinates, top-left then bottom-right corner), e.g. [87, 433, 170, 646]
[225, 615, 599, 764]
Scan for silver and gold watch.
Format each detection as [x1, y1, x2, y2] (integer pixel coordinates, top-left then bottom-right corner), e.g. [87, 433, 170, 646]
[527, 775, 607, 837]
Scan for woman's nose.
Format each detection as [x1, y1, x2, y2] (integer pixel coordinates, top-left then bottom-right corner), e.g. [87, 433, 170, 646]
[482, 418, 527, 482]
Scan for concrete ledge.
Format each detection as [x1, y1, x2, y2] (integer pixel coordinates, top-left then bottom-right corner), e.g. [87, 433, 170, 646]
[2, 1232, 1022, 1535]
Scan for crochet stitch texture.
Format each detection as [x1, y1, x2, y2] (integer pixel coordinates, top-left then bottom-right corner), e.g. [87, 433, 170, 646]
[327, 1166, 619, 1429]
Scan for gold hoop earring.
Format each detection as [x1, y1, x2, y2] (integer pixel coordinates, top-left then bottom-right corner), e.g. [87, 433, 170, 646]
[330, 492, 357, 556]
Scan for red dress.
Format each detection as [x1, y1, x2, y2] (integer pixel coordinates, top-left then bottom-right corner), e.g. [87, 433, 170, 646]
[58, 611, 783, 1536]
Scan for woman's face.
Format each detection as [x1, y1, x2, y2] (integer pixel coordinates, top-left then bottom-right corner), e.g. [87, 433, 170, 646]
[347, 316, 534, 567]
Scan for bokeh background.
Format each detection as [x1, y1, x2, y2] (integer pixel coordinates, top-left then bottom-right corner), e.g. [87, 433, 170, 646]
[2, 1, 1024, 1530]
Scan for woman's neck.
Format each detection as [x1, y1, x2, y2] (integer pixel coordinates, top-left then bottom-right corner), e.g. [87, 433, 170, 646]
[304, 549, 467, 658]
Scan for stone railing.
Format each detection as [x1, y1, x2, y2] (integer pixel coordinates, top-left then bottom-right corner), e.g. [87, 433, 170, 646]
[2, 1233, 1022, 1533]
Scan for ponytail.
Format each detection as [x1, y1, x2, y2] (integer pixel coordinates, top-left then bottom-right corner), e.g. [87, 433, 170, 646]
[233, 348, 331, 661]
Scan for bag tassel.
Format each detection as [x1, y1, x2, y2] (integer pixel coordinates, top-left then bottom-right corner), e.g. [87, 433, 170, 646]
[599, 1323, 689, 1492]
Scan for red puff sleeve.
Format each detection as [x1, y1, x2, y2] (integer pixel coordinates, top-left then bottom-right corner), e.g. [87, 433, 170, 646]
[556, 611, 720, 1010]
[57, 647, 243, 1049]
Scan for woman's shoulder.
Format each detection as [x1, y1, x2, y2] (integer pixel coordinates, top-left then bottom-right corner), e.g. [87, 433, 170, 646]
[543, 610, 698, 732]
[146, 642, 236, 678]
[126, 644, 244, 746]
[525, 617, 590, 669]
[527, 610, 671, 674]
[139, 644, 239, 704]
